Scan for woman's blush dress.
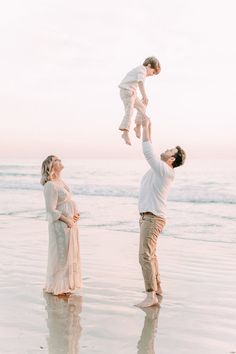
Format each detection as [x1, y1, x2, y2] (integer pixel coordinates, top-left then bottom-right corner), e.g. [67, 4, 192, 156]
[43, 181, 81, 295]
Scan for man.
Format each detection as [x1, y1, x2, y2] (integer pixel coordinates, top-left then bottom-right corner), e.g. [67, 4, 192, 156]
[137, 117, 186, 307]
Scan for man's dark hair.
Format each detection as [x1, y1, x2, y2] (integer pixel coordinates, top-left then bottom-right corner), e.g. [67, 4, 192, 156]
[172, 146, 186, 168]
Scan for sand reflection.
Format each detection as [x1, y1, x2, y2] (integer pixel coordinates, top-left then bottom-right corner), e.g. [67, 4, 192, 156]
[137, 303, 161, 354]
[44, 293, 82, 354]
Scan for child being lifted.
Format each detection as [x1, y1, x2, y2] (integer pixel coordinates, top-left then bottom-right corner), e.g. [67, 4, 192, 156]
[118, 56, 161, 145]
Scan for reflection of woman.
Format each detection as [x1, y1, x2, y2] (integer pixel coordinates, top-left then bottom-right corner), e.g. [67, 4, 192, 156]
[44, 292, 82, 354]
[41, 155, 81, 296]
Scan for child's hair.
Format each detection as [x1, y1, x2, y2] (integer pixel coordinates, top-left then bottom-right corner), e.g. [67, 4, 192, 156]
[40, 155, 56, 185]
[143, 56, 161, 74]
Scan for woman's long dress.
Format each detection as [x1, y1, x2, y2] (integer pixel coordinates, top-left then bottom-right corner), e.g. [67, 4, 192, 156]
[43, 181, 81, 295]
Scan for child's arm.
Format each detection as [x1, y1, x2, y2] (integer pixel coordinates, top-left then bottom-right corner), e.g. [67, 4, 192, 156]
[138, 81, 148, 106]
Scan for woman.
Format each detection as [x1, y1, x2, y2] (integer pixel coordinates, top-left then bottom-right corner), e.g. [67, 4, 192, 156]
[41, 155, 81, 296]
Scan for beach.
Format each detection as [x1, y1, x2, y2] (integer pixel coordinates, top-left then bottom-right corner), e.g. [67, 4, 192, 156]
[0, 158, 236, 353]
[0, 215, 236, 354]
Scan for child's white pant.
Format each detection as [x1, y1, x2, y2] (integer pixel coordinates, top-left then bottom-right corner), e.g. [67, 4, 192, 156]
[119, 89, 146, 131]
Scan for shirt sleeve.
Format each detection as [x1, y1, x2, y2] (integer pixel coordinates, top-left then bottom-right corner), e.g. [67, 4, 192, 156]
[142, 141, 172, 177]
[43, 182, 62, 223]
[137, 66, 146, 82]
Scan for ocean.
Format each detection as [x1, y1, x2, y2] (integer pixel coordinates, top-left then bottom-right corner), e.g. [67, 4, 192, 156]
[0, 158, 235, 243]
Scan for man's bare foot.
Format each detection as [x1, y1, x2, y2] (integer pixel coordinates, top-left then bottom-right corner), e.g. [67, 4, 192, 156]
[135, 292, 158, 308]
[121, 131, 131, 145]
[156, 285, 163, 297]
[134, 125, 141, 139]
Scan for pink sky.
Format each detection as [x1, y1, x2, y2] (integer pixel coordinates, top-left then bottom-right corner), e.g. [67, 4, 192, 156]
[1, 0, 236, 159]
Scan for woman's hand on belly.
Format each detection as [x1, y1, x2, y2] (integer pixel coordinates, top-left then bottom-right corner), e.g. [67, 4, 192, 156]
[59, 214, 75, 228]
[73, 213, 80, 223]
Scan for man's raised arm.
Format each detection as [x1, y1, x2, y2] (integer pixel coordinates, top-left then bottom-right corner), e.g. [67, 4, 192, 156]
[142, 117, 151, 142]
[141, 118, 163, 175]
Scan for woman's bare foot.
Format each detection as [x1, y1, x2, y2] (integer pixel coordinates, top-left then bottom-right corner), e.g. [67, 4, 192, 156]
[56, 292, 72, 298]
[121, 131, 131, 145]
[134, 125, 141, 139]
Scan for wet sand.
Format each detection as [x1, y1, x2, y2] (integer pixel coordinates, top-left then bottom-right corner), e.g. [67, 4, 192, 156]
[0, 215, 236, 354]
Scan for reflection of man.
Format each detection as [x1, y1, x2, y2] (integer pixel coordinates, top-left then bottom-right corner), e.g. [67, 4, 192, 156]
[137, 306, 161, 354]
[44, 293, 82, 353]
[137, 118, 186, 307]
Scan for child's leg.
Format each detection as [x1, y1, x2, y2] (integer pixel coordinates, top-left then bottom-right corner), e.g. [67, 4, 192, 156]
[119, 90, 135, 145]
[121, 131, 131, 145]
[134, 98, 148, 138]
[119, 90, 135, 132]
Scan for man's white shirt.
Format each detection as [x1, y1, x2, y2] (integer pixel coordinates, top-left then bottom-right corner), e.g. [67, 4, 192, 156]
[139, 141, 175, 220]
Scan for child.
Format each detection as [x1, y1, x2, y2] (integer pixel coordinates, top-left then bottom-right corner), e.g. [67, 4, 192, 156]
[118, 56, 161, 145]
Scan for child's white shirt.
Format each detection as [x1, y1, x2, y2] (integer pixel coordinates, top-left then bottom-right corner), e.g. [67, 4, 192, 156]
[119, 65, 147, 91]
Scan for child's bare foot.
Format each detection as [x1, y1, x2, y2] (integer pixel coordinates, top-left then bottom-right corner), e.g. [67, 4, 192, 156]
[134, 125, 141, 139]
[121, 131, 131, 145]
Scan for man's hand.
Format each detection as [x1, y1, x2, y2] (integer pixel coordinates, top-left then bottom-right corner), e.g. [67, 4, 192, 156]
[142, 117, 151, 142]
[142, 116, 151, 128]
[142, 96, 149, 106]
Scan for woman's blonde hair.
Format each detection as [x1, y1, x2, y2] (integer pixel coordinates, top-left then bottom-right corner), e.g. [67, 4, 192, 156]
[40, 155, 56, 185]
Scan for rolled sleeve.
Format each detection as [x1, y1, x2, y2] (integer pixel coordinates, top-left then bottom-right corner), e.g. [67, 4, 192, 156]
[43, 182, 62, 223]
[142, 141, 166, 176]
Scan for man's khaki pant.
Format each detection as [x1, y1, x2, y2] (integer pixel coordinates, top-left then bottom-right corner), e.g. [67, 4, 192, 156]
[139, 213, 166, 292]
[119, 89, 146, 131]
